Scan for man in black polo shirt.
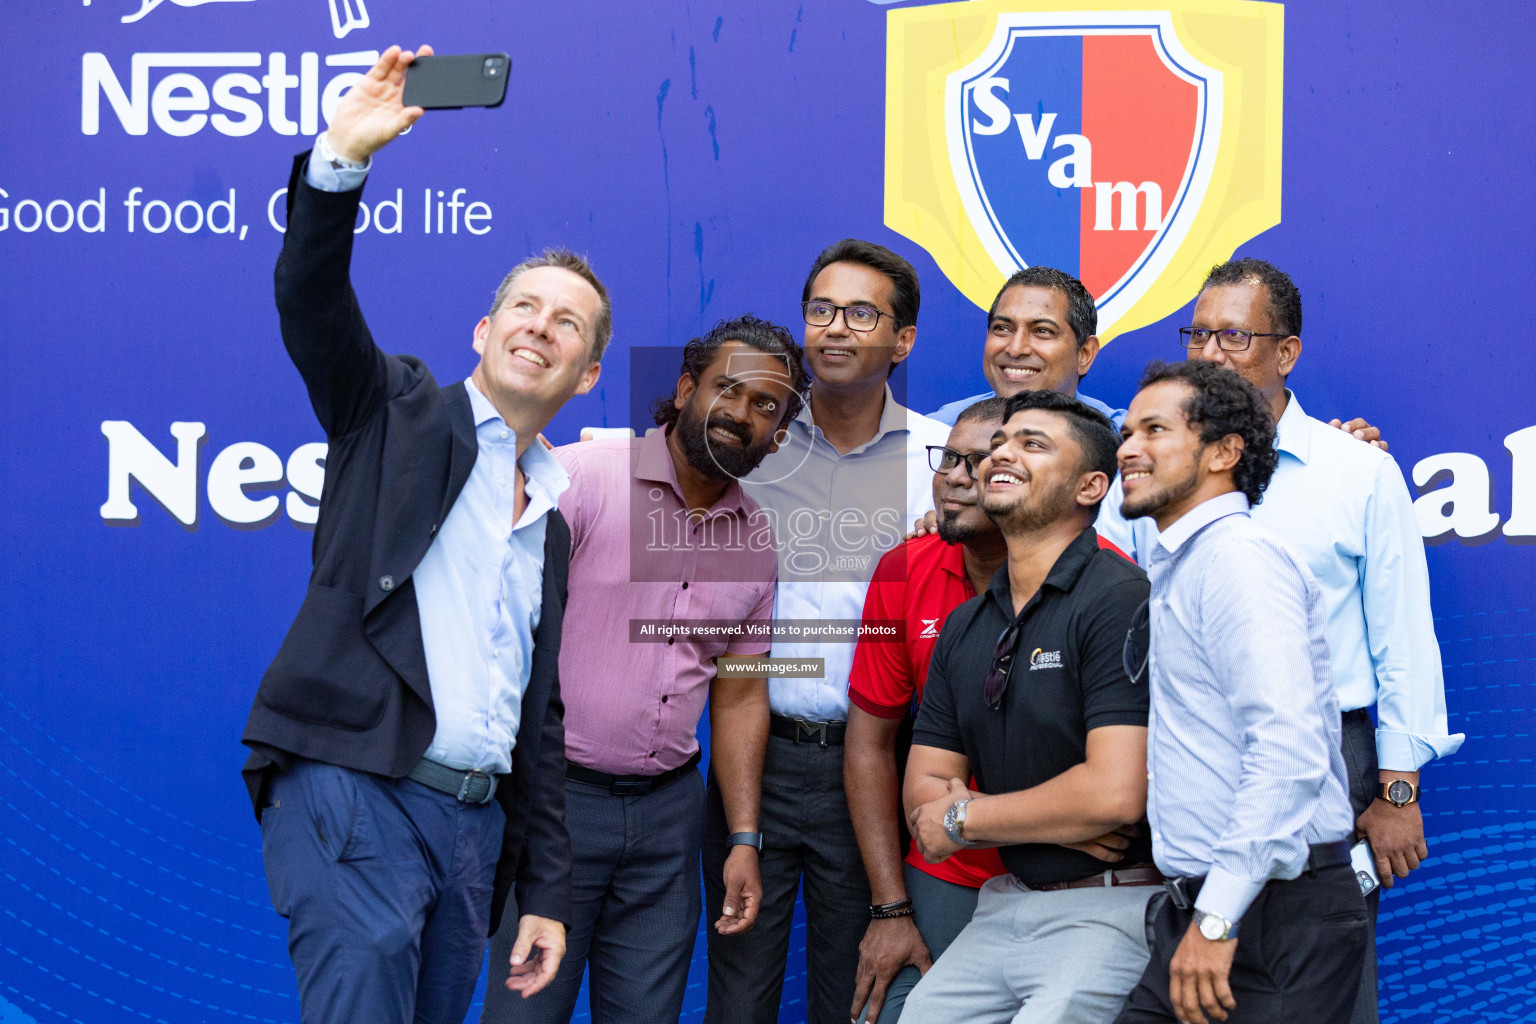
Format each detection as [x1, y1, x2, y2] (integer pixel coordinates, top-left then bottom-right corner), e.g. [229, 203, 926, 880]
[900, 389, 1154, 1024]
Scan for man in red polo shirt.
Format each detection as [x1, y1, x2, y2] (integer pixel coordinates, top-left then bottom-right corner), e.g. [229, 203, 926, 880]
[846, 397, 1131, 1024]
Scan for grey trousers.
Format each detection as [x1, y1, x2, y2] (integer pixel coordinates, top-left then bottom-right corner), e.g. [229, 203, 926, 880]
[481, 771, 704, 1024]
[703, 732, 871, 1024]
[1340, 708, 1381, 1024]
[870, 862, 983, 1024]
[901, 875, 1155, 1024]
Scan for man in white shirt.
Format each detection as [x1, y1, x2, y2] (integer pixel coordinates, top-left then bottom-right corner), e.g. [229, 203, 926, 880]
[1096, 259, 1463, 1024]
[702, 240, 949, 1024]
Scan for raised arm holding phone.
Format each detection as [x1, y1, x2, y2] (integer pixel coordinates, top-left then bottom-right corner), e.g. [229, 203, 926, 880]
[241, 44, 607, 1023]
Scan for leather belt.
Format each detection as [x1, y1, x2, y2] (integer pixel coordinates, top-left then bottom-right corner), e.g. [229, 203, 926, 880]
[565, 749, 701, 796]
[1163, 840, 1353, 910]
[407, 757, 499, 805]
[1034, 864, 1164, 892]
[769, 712, 846, 746]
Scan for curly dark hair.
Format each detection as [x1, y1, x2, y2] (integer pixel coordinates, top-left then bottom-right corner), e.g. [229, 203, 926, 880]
[650, 315, 811, 429]
[987, 266, 1097, 349]
[1201, 258, 1301, 338]
[999, 389, 1120, 514]
[1138, 360, 1279, 505]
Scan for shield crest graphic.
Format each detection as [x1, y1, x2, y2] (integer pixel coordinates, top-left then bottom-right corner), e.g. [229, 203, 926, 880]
[886, 1, 1283, 340]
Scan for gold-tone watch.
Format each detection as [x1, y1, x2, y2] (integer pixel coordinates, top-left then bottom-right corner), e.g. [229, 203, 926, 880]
[1379, 779, 1420, 807]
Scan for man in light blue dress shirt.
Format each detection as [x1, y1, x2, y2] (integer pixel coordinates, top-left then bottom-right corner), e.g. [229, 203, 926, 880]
[248, 47, 604, 1024]
[928, 266, 1126, 429]
[1095, 259, 1463, 1024]
[1112, 360, 1367, 1024]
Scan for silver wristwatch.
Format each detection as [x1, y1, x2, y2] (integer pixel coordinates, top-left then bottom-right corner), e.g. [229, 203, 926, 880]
[1195, 910, 1238, 941]
[942, 798, 978, 847]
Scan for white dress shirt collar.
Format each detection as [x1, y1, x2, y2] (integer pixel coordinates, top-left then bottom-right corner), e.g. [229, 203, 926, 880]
[463, 378, 571, 525]
[1155, 490, 1251, 559]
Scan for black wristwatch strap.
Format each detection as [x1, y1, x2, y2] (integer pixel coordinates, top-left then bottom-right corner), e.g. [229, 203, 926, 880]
[726, 831, 763, 852]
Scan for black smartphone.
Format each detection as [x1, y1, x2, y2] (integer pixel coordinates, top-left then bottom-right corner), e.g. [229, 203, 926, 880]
[403, 54, 510, 110]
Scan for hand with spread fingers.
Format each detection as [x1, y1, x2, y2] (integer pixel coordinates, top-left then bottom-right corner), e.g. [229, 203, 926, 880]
[907, 508, 940, 540]
[850, 915, 933, 1024]
[1327, 416, 1388, 451]
[325, 44, 434, 164]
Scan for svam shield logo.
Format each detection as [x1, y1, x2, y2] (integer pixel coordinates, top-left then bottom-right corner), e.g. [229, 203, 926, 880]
[886, 1, 1283, 340]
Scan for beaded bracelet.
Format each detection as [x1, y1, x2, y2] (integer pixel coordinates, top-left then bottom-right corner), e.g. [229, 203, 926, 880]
[870, 906, 916, 920]
[869, 898, 913, 918]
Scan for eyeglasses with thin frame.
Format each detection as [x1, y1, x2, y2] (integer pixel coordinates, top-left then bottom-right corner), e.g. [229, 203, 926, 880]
[802, 300, 897, 333]
[1121, 598, 1151, 684]
[1179, 327, 1288, 352]
[985, 619, 1024, 709]
[927, 445, 989, 480]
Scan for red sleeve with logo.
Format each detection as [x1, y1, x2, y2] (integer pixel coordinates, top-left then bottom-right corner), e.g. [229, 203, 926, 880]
[847, 545, 913, 719]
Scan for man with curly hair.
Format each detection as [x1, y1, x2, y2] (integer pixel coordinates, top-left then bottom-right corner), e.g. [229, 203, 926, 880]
[1112, 360, 1367, 1024]
[1096, 260, 1463, 1024]
[483, 316, 809, 1024]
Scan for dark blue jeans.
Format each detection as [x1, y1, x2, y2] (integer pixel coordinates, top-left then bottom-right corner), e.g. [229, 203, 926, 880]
[260, 758, 505, 1024]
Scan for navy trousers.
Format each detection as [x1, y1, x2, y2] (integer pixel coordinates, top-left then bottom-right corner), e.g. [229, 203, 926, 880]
[482, 769, 704, 1024]
[260, 758, 506, 1024]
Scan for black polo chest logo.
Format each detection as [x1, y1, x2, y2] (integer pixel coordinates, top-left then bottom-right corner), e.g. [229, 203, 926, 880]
[1028, 647, 1063, 671]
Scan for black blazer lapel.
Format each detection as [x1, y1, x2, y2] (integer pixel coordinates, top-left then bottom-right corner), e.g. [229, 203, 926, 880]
[359, 381, 478, 710]
[438, 382, 478, 532]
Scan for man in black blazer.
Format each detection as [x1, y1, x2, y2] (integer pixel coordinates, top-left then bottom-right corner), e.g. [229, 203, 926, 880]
[241, 45, 603, 1024]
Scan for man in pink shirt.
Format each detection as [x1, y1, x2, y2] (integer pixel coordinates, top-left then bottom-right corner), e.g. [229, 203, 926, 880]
[482, 315, 809, 1024]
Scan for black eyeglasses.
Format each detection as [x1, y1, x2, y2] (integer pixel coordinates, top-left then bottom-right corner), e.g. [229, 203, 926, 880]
[1121, 598, 1150, 684]
[985, 619, 1024, 709]
[802, 300, 897, 333]
[1179, 327, 1287, 352]
[927, 445, 988, 480]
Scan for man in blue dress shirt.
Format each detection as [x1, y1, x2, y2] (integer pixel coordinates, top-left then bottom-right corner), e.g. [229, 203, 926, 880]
[1095, 259, 1463, 1024]
[1112, 360, 1367, 1024]
[244, 47, 596, 1023]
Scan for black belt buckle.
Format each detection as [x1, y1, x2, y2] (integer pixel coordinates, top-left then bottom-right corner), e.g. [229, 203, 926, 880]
[1163, 876, 1192, 911]
[795, 718, 829, 747]
[610, 777, 653, 797]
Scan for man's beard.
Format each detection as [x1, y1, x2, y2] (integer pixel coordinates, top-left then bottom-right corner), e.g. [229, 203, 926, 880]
[983, 472, 1080, 535]
[674, 401, 775, 482]
[1120, 461, 1200, 521]
[937, 507, 985, 545]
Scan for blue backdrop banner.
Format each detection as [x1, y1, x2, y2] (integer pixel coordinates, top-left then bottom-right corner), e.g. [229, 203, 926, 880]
[1, 1, 1533, 1022]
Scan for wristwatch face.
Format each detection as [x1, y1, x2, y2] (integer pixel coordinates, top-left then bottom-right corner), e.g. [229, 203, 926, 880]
[1198, 913, 1229, 941]
[1387, 780, 1414, 806]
